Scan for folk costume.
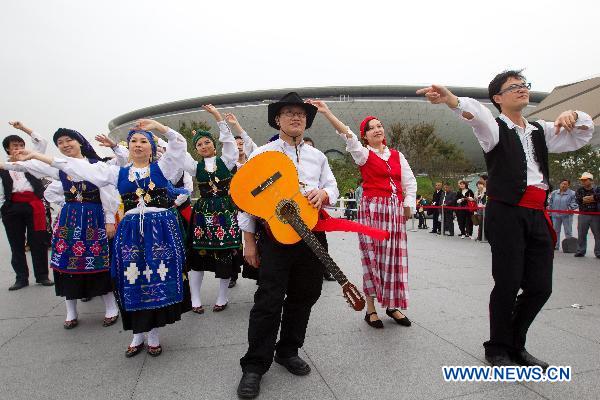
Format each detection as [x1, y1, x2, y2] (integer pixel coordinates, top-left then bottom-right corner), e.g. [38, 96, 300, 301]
[183, 122, 240, 312]
[3, 128, 123, 327]
[338, 116, 417, 311]
[43, 128, 191, 352]
[452, 97, 594, 361]
[238, 92, 339, 376]
[0, 131, 52, 289]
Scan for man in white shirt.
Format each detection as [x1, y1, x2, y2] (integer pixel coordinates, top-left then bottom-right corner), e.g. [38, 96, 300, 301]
[418, 70, 594, 369]
[237, 92, 339, 399]
[1, 122, 53, 290]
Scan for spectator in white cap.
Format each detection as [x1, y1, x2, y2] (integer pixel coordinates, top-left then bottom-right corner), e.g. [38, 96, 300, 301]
[574, 172, 600, 258]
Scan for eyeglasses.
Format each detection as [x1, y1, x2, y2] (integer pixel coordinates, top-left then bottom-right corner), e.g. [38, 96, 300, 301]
[497, 82, 531, 96]
[279, 110, 307, 119]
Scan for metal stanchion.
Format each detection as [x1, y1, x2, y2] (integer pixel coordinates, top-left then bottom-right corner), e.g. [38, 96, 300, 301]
[481, 206, 487, 243]
[441, 205, 445, 236]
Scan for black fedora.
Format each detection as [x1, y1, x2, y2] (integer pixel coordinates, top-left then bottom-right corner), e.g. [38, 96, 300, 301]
[267, 92, 318, 130]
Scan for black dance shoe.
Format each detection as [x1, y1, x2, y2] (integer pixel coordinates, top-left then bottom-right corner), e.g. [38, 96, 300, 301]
[36, 278, 54, 286]
[274, 355, 311, 376]
[237, 372, 262, 399]
[485, 354, 516, 367]
[8, 281, 28, 291]
[512, 350, 549, 371]
[364, 312, 384, 329]
[385, 308, 411, 326]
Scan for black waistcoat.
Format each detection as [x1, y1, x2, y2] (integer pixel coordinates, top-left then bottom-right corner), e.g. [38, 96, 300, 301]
[483, 118, 549, 205]
[0, 169, 45, 207]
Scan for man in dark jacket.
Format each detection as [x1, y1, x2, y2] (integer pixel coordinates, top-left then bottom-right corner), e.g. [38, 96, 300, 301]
[430, 181, 444, 234]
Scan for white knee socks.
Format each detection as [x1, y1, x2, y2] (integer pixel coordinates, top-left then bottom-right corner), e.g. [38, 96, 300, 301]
[101, 293, 119, 318]
[130, 333, 144, 347]
[216, 278, 230, 306]
[65, 299, 78, 321]
[189, 270, 204, 308]
[147, 328, 160, 347]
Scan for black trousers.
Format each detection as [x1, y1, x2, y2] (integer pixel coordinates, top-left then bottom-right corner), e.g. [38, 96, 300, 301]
[443, 210, 454, 235]
[483, 200, 553, 356]
[240, 230, 325, 375]
[456, 209, 473, 236]
[431, 210, 441, 232]
[1, 203, 49, 283]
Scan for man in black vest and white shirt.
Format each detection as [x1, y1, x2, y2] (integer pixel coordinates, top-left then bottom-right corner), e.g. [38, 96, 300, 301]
[0, 122, 53, 290]
[418, 71, 594, 368]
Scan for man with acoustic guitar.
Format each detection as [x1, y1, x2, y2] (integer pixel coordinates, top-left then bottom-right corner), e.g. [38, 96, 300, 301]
[235, 92, 339, 399]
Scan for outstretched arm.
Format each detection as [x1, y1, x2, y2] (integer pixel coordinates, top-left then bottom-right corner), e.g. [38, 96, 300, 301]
[203, 105, 237, 170]
[417, 85, 500, 153]
[225, 113, 258, 157]
[307, 99, 370, 166]
[9, 121, 48, 153]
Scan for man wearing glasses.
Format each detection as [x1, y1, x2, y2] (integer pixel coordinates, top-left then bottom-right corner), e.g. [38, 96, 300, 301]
[417, 71, 594, 368]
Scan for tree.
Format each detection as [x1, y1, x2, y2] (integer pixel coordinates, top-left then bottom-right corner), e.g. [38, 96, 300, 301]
[549, 144, 600, 187]
[329, 153, 361, 196]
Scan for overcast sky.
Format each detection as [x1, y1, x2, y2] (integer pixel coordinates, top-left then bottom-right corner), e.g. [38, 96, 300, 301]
[1, 0, 598, 159]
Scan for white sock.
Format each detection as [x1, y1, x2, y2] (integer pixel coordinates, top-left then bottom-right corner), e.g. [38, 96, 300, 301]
[65, 299, 78, 321]
[130, 333, 144, 347]
[101, 293, 119, 318]
[215, 278, 230, 306]
[147, 328, 160, 347]
[188, 270, 204, 308]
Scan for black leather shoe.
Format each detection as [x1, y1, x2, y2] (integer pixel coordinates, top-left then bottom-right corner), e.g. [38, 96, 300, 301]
[574, 253, 585, 257]
[228, 279, 237, 288]
[8, 281, 28, 291]
[386, 308, 411, 326]
[485, 354, 516, 366]
[36, 278, 54, 286]
[364, 312, 384, 329]
[512, 350, 549, 371]
[274, 355, 311, 376]
[237, 372, 262, 399]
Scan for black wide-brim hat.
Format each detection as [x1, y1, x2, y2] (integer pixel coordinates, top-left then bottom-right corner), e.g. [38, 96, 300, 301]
[267, 92, 318, 130]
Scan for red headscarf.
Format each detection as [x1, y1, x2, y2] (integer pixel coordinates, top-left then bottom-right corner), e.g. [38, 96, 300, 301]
[359, 116, 386, 145]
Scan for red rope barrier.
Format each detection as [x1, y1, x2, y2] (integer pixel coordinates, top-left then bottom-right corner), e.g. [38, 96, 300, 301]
[420, 205, 600, 215]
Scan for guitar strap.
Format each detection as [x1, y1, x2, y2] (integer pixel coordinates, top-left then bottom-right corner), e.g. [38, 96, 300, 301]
[314, 209, 390, 241]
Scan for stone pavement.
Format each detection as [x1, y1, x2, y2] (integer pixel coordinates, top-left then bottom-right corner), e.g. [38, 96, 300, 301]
[0, 222, 598, 400]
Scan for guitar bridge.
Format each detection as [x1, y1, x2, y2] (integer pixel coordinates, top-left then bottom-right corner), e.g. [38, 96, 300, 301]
[251, 171, 282, 197]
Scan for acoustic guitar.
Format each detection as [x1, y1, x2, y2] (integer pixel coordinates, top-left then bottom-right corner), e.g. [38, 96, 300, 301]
[230, 151, 365, 312]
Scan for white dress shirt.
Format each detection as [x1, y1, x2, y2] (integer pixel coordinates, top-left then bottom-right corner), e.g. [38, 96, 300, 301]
[453, 97, 594, 190]
[237, 137, 339, 233]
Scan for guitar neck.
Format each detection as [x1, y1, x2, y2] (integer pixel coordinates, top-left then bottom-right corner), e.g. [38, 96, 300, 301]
[283, 211, 349, 286]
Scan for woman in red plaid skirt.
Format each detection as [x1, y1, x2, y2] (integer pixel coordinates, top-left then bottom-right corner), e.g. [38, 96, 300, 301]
[309, 101, 417, 329]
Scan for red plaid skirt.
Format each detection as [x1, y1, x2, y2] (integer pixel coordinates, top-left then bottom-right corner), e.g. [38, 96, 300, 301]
[358, 194, 409, 309]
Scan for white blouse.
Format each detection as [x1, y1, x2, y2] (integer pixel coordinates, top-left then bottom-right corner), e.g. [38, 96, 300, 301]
[183, 121, 238, 174]
[338, 128, 417, 211]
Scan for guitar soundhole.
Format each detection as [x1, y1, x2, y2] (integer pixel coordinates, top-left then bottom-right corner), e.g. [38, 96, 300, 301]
[275, 200, 299, 224]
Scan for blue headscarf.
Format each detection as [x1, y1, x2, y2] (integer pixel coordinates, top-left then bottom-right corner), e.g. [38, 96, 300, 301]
[53, 128, 102, 161]
[127, 130, 157, 159]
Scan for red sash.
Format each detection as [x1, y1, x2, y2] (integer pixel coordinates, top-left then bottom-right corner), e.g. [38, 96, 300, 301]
[517, 186, 557, 247]
[11, 191, 47, 232]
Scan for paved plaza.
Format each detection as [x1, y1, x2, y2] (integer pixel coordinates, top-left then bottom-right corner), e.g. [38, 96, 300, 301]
[0, 221, 598, 400]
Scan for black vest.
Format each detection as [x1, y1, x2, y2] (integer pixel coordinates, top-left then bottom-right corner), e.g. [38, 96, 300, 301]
[0, 169, 45, 208]
[483, 118, 549, 205]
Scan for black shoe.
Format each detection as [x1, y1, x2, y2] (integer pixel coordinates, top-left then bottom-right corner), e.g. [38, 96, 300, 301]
[229, 279, 237, 288]
[274, 355, 311, 376]
[323, 271, 336, 281]
[485, 354, 516, 367]
[36, 278, 54, 286]
[429, 230, 437, 234]
[125, 343, 144, 358]
[80, 297, 92, 302]
[512, 350, 549, 371]
[237, 372, 262, 399]
[385, 308, 411, 326]
[574, 253, 585, 257]
[8, 281, 28, 291]
[364, 312, 384, 329]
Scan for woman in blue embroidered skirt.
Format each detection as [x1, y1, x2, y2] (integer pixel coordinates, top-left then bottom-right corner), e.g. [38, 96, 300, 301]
[14, 119, 191, 357]
[2, 128, 124, 329]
